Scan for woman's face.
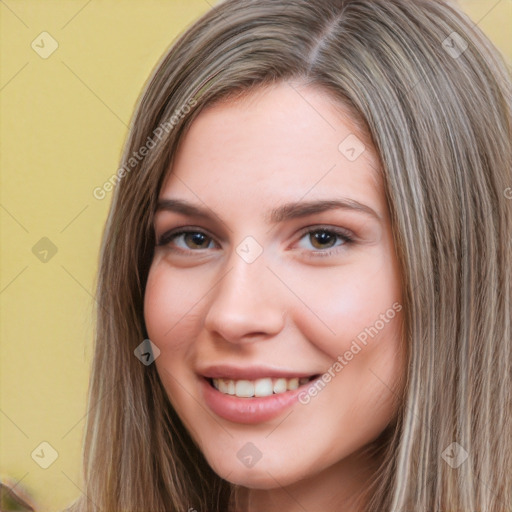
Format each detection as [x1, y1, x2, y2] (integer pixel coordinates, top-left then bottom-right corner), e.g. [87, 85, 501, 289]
[144, 82, 404, 493]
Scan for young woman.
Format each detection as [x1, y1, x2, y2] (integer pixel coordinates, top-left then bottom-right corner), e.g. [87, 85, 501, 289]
[68, 0, 512, 510]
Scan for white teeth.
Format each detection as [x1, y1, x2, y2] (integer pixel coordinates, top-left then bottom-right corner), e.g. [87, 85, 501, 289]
[235, 380, 254, 397]
[217, 379, 229, 394]
[254, 378, 273, 397]
[212, 376, 312, 397]
[273, 378, 287, 394]
[217, 379, 235, 395]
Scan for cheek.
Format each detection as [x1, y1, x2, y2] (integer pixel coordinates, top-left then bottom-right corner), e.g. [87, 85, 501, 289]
[284, 253, 402, 360]
[143, 263, 207, 429]
[143, 262, 206, 353]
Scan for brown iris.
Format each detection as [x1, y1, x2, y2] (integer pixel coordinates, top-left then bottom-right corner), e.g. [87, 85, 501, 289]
[309, 230, 337, 249]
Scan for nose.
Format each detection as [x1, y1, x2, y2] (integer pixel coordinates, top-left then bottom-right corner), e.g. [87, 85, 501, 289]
[203, 250, 285, 345]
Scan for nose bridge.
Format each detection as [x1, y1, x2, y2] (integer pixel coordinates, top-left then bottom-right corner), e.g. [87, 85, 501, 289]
[221, 257, 261, 307]
[203, 240, 285, 343]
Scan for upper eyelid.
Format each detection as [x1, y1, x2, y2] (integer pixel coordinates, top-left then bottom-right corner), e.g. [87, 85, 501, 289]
[157, 225, 354, 248]
[157, 226, 219, 244]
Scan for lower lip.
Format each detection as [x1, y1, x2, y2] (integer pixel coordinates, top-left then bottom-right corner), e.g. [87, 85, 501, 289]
[200, 377, 315, 424]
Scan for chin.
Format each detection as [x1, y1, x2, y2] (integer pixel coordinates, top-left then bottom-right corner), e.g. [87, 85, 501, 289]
[205, 451, 309, 489]
[221, 468, 290, 489]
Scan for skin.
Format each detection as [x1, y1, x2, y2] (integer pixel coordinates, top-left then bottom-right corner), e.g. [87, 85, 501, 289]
[144, 81, 405, 511]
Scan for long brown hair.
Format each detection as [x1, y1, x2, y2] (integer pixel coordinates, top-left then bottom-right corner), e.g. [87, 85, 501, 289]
[66, 0, 512, 510]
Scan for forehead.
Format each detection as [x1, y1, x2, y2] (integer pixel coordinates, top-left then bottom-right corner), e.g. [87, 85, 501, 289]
[160, 82, 384, 217]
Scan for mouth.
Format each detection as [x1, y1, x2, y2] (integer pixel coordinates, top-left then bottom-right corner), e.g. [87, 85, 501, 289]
[206, 375, 320, 398]
[198, 367, 322, 423]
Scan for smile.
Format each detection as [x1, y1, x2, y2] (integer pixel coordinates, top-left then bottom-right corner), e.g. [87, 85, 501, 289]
[211, 376, 317, 398]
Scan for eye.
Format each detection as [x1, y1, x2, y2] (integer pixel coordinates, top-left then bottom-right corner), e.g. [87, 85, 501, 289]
[296, 226, 353, 255]
[157, 229, 216, 251]
[157, 225, 354, 257]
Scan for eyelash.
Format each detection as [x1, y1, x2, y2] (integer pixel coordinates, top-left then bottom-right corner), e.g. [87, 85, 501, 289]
[156, 225, 354, 258]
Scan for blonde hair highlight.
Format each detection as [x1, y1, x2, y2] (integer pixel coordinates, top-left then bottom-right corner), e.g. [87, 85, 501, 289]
[66, 1, 512, 510]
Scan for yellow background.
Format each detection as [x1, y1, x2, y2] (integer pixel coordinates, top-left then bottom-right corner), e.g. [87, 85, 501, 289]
[1, 1, 510, 510]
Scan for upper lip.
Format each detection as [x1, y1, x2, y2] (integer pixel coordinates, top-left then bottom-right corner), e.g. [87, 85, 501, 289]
[198, 365, 319, 380]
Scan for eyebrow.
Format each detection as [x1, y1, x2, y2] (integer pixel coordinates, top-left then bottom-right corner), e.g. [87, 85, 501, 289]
[155, 197, 382, 223]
